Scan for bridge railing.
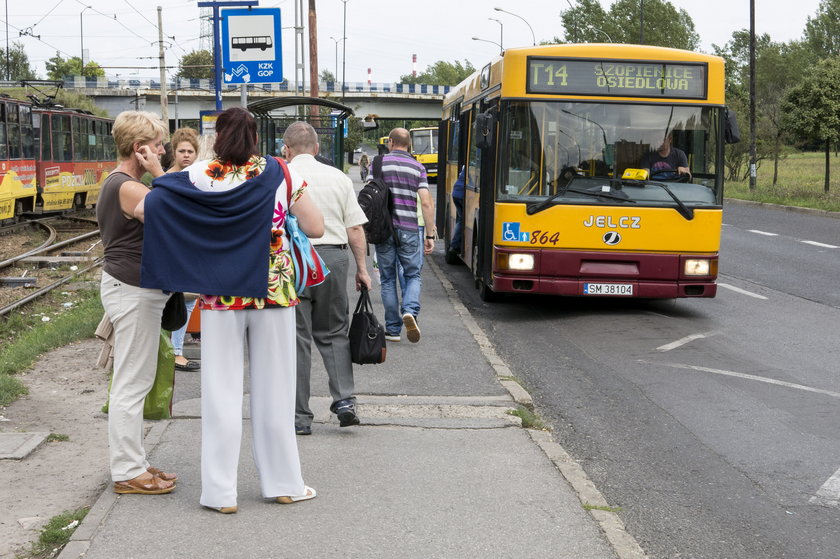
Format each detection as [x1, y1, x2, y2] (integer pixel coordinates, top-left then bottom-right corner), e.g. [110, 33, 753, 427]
[45, 77, 451, 96]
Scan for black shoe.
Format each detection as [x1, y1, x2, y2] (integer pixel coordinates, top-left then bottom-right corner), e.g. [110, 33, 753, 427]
[331, 399, 361, 427]
[295, 424, 312, 436]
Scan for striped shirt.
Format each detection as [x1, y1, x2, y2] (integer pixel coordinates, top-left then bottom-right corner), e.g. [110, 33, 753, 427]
[381, 149, 428, 232]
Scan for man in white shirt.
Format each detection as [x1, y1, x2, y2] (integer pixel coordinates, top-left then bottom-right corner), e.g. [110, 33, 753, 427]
[283, 121, 372, 435]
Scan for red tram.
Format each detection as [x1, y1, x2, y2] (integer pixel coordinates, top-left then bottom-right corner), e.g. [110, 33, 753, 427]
[0, 94, 116, 222]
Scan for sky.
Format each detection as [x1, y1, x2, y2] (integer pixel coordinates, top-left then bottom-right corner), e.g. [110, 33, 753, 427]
[3, 0, 825, 84]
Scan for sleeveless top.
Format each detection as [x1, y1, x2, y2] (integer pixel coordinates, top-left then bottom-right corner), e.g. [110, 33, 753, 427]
[96, 172, 146, 286]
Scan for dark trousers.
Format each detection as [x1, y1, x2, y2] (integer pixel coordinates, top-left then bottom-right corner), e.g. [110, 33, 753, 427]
[295, 246, 354, 428]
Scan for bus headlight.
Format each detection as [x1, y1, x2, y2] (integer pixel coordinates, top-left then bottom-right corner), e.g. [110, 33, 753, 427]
[684, 258, 714, 276]
[498, 253, 535, 271]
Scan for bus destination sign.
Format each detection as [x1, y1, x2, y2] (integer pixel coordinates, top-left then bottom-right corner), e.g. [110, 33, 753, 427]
[527, 57, 707, 99]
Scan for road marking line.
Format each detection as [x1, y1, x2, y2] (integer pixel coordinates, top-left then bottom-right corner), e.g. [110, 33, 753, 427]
[748, 229, 778, 236]
[810, 468, 840, 507]
[801, 240, 839, 249]
[717, 283, 768, 300]
[642, 361, 840, 400]
[656, 333, 712, 352]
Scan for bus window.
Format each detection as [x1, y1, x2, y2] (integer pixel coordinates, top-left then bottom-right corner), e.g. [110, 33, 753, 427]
[20, 105, 34, 159]
[8, 102, 20, 159]
[0, 102, 7, 160]
[467, 112, 481, 189]
[498, 100, 720, 204]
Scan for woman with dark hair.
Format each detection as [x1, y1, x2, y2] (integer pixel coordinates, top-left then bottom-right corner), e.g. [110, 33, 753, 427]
[139, 107, 324, 514]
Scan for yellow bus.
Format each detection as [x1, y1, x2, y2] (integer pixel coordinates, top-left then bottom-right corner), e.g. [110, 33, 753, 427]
[409, 126, 438, 181]
[377, 135, 389, 156]
[437, 44, 739, 300]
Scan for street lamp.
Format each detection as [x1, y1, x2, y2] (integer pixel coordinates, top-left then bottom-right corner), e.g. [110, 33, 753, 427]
[494, 7, 535, 46]
[80, 5, 92, 71]
[488, 17, 503, 50]
[341, 0, 348, 102]
[329, 35, 340, 85]
[472, 36, 503, 55]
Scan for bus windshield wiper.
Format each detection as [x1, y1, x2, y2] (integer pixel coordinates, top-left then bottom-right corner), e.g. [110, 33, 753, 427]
[526, 185, 636, 215]
[644, 181, 694, 220]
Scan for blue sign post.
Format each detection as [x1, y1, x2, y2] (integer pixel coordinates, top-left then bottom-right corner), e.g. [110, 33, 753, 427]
[221, 8, 283, 85]
[197, 1, 258, 111]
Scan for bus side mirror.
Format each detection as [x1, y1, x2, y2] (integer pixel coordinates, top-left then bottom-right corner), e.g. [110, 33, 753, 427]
[474, 111, 494, 149]
[724, 109, 741, 144]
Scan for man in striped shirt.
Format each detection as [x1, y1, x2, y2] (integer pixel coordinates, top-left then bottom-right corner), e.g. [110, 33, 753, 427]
[375, 128, 436, 343]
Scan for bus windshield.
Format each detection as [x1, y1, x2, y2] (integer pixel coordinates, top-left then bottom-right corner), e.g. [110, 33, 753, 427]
[410, 129, 437, 155]
[497, 100, 722, 208]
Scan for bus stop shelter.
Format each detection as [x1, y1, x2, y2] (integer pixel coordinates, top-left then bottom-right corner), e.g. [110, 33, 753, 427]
[247, 96, 354, 168]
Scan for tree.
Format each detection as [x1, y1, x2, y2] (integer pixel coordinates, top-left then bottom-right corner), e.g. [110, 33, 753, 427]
[559, 0, 609, 43]
[557, 0, 699, 50]
[400, 59, 476, 85]
[0, 42, 38, 80]
[782, 57, 840, 192]
[320, 69, 336, 83]
[803, 0, 840, 58]
[177, 50, 214, 80]
[45, 54, 104, 79]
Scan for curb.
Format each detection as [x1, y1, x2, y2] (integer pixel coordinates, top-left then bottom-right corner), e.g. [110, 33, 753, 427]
[58, 420, 172, 559]
[428, 256, 648, 559]
[724, 197, 840, 220]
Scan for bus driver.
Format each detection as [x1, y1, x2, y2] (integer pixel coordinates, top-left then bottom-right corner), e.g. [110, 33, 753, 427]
[640, 131, 690, 180]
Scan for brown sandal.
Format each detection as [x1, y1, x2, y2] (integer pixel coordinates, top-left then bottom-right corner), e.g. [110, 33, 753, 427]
[113, 475, 175, 495]
[147, 466, 178, 482]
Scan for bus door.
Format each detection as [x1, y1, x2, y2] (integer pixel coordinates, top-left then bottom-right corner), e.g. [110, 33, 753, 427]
[466, 99, 499, 296]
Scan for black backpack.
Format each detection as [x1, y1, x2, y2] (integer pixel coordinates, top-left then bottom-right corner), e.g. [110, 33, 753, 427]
[357, 155, 396, 245]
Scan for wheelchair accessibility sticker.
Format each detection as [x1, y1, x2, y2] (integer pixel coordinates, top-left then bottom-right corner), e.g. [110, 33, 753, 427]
[502, 222, 530, 242]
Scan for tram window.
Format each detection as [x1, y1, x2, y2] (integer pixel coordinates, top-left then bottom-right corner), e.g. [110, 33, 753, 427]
[95, 121, 106, 160]
[20, 106, 34, 159]
[53, 115, 72, 162]
[73, 117, 85, 161]
[0, 102, 7, 160]
[8, 103, 20, 159]
[39, 113, 51, 160]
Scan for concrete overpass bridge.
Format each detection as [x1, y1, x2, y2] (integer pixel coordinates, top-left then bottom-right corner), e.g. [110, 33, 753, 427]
[53, 77, 449, 126]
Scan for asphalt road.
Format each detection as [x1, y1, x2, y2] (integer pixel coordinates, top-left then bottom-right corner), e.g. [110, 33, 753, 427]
[434, 201, 840, 558]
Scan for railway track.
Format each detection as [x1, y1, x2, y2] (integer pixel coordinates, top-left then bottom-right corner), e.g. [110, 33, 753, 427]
[0, 216, 103, 318]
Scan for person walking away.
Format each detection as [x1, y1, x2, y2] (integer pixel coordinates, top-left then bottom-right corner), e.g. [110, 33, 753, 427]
[283, 122, 372, 436]
[96, 110, 176, 495]
[138, 107, 324, 513]
[359, 152, 370, 181]
[164, 127, 201, 371]
[375, 128, 435, 343]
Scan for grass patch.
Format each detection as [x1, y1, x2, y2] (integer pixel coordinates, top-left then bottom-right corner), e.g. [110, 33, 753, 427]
[22, 507, 89, 559]
[583, 503, 622, 513]
[507, 407, 549, 430]
[46, 433, 70, 442]
[0, 286, 103, 406]
[726, 151, 840, 212]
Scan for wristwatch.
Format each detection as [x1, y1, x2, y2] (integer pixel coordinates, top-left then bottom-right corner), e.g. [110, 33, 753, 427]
[425, 235, 436, 239]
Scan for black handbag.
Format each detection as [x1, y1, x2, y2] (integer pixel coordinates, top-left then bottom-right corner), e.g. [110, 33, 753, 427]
[349, 287, 386, 364]
[161, 292, 188, 332]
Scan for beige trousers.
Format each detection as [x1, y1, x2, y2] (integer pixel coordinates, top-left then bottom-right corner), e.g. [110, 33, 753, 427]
[100, 271, 170, 481]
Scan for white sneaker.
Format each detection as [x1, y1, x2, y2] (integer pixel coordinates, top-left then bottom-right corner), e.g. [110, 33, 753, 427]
[402, 313, 420, 343]
[385, 334, 400, 342]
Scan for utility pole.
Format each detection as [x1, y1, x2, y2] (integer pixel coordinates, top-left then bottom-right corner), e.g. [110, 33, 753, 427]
[308, 0, 318, 111]
[157, 6, 169, 129]
[749, 0, 756, 190]
[294, 0, 305, 96]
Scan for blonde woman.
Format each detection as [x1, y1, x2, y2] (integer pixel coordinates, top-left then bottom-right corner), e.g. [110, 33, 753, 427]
[97, 111, 176, 495]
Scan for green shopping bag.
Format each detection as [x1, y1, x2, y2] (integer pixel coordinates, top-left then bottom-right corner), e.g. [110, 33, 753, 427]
[102, 329, 175, 420]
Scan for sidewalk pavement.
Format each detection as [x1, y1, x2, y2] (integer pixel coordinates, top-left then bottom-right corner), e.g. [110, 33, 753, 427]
[58, 232, 645, 559]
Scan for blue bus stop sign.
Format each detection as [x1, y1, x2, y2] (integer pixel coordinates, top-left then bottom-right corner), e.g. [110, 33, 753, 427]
[221, 7, 282, 84]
